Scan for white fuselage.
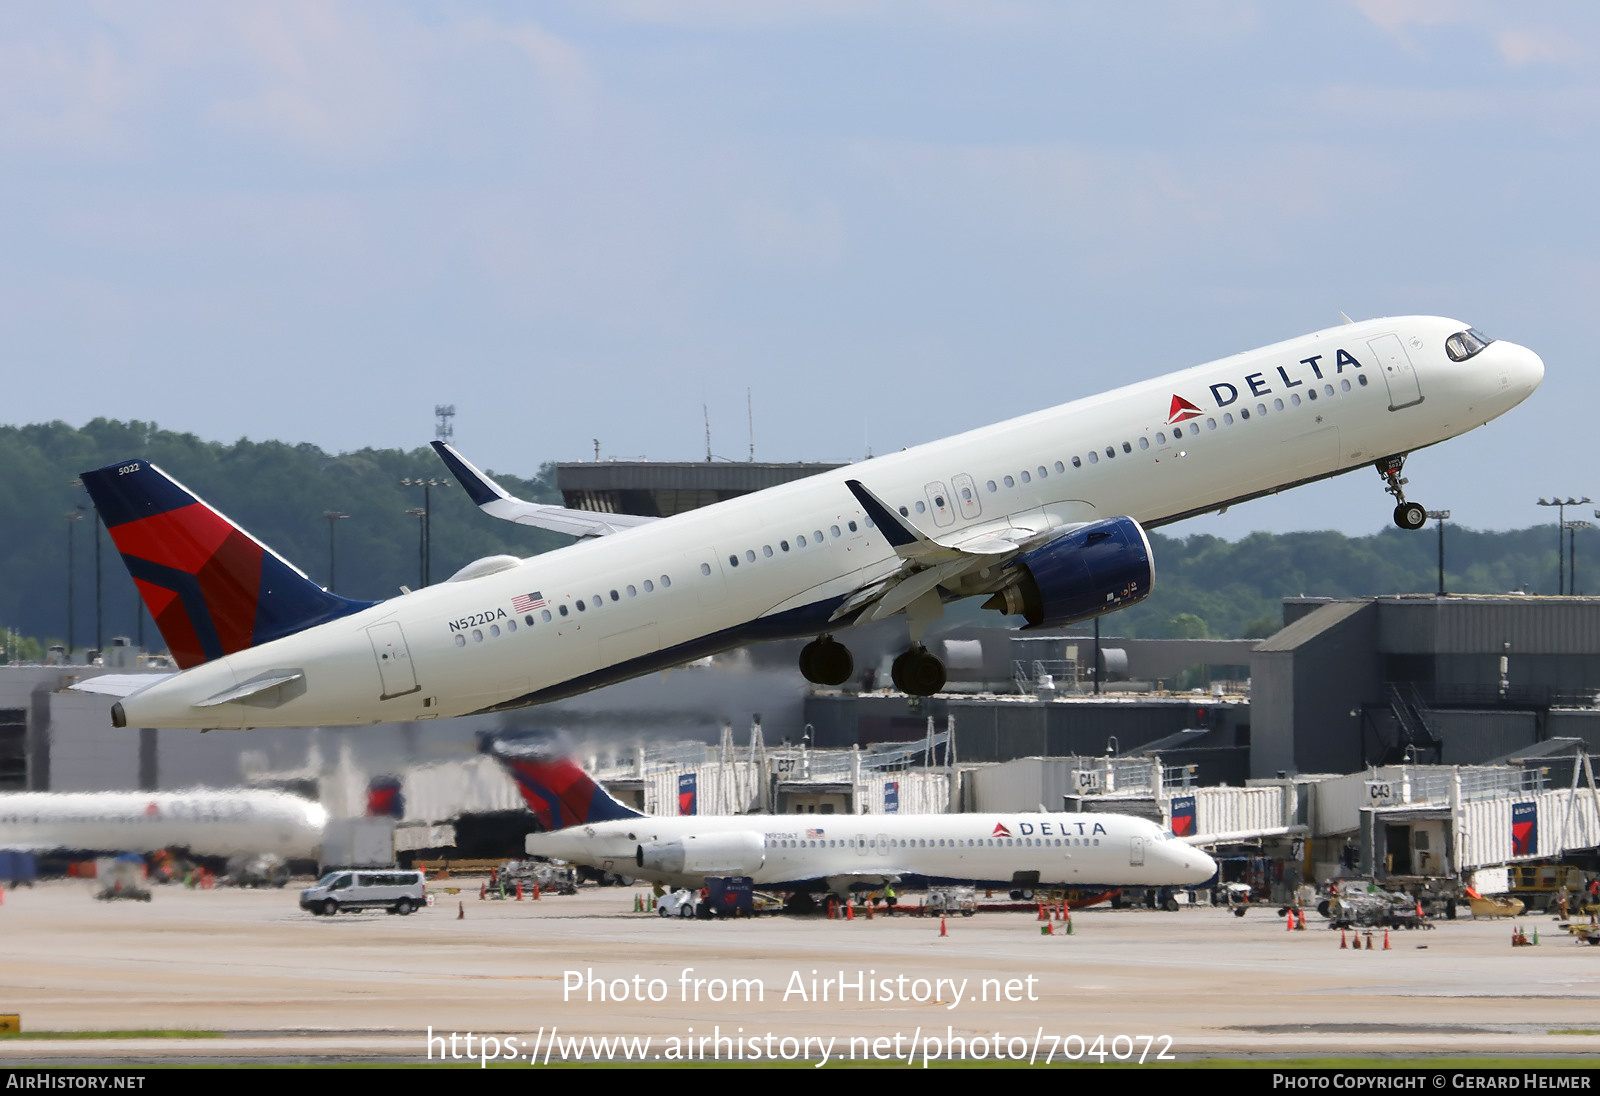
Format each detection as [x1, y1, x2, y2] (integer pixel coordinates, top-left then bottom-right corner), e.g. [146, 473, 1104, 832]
[0, 790, 326, 859]
[116, 315, 1542, 729]
[526, 810, 1219, 892]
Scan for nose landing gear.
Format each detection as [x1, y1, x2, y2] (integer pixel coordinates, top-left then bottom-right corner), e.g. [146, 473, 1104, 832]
[1376, 455, 1428, 531]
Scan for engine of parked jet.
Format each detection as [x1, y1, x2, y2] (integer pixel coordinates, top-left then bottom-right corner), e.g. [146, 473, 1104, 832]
[635, 831, 767, 876]
[983, 516, 1153, 628]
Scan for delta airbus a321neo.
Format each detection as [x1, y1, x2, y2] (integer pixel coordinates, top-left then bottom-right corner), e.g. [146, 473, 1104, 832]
[75, 316, 1540, 730]
[485, 736, 1219, 897]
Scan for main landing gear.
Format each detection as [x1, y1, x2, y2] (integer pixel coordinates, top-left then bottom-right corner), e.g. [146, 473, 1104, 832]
[891, 645, 946, 697]
[799, 635, 853, 686]
[1376, 455, 1428, 531]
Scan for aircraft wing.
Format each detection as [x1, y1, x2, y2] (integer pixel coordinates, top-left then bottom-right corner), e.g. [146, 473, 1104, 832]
[69, 674, 176, 699]
[431, 441, 659, 539]
[834, 480, 1058, 625]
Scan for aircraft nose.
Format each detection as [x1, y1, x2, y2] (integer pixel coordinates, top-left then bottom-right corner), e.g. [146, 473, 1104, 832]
[1181, 844, 1218, 885]
[1491, 340, 1544, 397]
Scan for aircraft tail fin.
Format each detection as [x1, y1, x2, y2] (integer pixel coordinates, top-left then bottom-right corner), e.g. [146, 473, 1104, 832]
[483, 734, 645, 830]
[79, 459, 375, 669]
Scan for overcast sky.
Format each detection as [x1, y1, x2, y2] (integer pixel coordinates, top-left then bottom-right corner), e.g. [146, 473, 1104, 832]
[1, 2, 1593, 537]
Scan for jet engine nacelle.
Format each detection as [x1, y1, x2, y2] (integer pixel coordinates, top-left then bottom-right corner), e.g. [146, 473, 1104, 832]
[635, 831, 766, 876]
[984, 515, 1153, 628]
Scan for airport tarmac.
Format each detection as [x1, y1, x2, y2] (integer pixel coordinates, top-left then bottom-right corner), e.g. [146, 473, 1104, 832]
[2, 879, 1598, 1066]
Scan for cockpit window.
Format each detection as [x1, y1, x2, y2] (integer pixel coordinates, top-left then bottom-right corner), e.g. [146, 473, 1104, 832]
[1445, 328, 1493, 362]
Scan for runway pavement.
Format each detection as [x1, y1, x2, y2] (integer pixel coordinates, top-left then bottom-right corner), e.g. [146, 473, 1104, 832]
[2, 879, 1598, 1066]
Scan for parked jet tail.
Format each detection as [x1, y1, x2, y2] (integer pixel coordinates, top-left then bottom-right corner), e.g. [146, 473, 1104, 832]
[482, 734, 645, 831]
[79, 459, 375, 670]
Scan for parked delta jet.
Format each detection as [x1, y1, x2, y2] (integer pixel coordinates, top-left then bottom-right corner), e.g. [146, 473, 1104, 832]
[0, 789, 325, 860]
[74, 317, 1540, 729]
[484, 736, 1218, 897]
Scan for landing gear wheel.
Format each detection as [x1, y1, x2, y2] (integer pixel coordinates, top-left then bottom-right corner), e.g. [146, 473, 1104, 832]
[891, 645, 946, 696]
[1375, 455, 1427, 531]
[784, 891, 817, 915]
[1394, 502, 1427, 530]
[799, 636, 854, 686]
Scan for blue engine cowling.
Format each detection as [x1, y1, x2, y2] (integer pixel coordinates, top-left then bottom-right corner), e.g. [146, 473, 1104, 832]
[982, 516, 1153, 628]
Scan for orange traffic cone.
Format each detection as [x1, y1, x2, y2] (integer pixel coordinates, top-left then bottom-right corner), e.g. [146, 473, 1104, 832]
[1340, 928, 1348, 949]
[1296, 909, 1307, 931]
[1285, 909, 1295, 932]
[940, 917, 948, 937]
[516, 882, 523, 901]
[846, 901, 854, 921]
[1383, 929, 1391, 950]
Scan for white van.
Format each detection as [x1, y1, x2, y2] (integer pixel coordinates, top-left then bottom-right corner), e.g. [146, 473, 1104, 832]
[300, 869, 426, 916]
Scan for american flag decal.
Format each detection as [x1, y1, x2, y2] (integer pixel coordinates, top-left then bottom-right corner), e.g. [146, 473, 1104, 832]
[512, 592, 546, 613]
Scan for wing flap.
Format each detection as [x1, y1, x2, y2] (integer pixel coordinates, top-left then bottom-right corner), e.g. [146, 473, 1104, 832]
[835, 479, 1042, 624]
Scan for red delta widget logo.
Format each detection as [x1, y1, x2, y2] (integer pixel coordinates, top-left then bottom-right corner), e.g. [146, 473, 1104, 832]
[1511, 801, 1537, 857]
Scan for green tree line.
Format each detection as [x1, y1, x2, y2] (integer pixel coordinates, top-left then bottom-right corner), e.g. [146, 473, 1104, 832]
[0, 419, 564, 653]
[0, 419, 1576, 654]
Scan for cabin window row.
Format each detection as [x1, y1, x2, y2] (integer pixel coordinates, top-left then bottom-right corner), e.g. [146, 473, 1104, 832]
[451, 576, 675, 647]
[716, 519, 868, 570]
[773, 836, 1101, 849]
[967, 376, 1373, 478]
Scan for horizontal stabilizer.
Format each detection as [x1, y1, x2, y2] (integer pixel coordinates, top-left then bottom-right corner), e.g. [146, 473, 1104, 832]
[432, 442, 657, 539]
[195, 669, 306, 708]
[69, 674, 176, 699]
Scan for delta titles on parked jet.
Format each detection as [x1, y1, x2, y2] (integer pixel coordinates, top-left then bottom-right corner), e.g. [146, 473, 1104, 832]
[484, 735, 1219, 895]
[0, 789, 325, 860]
[73, 316, 1541, 729]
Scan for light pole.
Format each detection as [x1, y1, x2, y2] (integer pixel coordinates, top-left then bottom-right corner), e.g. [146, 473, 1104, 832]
[65, 509, 83, 657]
[1537, 497, 1590, 594]
[1426, 510, 1450, 596]
[405, 508, 426, 589]
[70, 477, 103, 654]
[323, 511, 349, 593]
[400, 478, 447, 586]
[1566, 520, 1593, 596]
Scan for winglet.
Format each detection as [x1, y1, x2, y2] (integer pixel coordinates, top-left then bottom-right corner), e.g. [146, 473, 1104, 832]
[432, 441, 658, 539]
[431, 441, 509, 507]
[844, 479, 927, 551]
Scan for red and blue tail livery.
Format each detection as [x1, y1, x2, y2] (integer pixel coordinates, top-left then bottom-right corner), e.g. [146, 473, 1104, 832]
[482, 734, 643, 831]
[79, 460, 373, 670]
